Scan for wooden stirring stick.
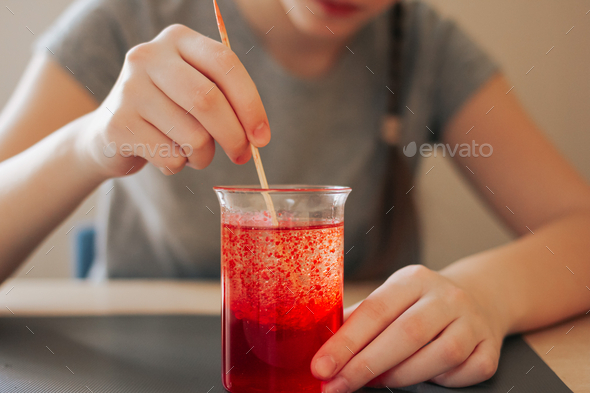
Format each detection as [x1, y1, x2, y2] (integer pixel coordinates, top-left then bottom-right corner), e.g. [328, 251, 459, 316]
[213, 0, 279, 227]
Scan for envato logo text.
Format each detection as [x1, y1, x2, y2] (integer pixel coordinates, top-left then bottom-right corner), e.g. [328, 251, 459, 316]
[103, 142, 193, 158]
[402, 141, 493, 158]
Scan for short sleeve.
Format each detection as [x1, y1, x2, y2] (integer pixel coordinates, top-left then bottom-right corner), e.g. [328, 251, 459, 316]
[33, 0, 129, 103]
[412, 4, 500, 141]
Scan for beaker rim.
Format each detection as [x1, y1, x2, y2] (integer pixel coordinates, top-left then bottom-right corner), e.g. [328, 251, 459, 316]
[213, 184, 351, 193]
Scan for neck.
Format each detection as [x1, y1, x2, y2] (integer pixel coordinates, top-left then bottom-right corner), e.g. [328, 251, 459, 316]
[232, 0, 348, 78]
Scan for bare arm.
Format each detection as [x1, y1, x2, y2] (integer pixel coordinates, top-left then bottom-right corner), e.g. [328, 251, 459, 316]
[0, 25, 272, 281]
[313, 73, 590, 391]
[0, 54, 101, 280]
[441, 73, 590, 333]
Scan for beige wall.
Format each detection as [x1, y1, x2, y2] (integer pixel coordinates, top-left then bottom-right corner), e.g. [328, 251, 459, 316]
[2, 0, 589, 278]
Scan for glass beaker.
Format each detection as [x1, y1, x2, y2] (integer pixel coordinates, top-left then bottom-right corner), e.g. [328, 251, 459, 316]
[214, 185, 351, 393]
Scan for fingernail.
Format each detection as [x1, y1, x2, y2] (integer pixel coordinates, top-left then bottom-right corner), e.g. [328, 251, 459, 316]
[252, 122, 270, 147]
[315, 355, 337, 379]
[323, 376, 350, 393]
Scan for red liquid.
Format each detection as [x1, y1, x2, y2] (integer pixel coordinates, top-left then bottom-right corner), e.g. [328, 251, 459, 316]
[221, 223, 344, 393]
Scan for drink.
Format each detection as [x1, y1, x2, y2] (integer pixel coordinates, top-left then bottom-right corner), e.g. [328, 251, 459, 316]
[221, 223, 344, 393]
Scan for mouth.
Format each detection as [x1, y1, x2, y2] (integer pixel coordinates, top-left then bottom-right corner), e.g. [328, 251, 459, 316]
[312, 0, 362, 18]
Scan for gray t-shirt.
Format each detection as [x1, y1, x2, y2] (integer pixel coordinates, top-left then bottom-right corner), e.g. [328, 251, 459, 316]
[34, 0, 498, 279]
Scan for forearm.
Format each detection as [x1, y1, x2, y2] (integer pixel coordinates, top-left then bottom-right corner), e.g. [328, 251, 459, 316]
[0, 114, 107, 280]
[441, 212, 590, 335]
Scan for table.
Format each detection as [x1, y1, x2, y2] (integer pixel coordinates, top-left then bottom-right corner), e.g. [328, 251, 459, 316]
[1, 278, 588, 392]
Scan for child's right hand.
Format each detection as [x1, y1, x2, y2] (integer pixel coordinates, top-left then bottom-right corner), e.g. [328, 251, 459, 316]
[80, 24, 270, 178]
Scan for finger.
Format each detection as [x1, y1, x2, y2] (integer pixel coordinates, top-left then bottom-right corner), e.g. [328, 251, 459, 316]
[430, 340, 500, 387]
[135, 80, 217, 169]
[311, 265, 430, 381]
[110, 113, 187, 175]
[368, 318, 477, 388]
[141, 50, 251, 164]
[322, 297, 455, 393]
[343, 301, 361, 321]
[159, 24, 270, 147]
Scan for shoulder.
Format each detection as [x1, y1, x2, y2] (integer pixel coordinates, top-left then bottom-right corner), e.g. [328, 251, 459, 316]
[402, 1, 460, 51]
[49, 0, 207, 46]
[394, 1, 499, 138]
[401, 1, 496, 67]
[35, 0, 214, 102]
[60, 0, 199, 20]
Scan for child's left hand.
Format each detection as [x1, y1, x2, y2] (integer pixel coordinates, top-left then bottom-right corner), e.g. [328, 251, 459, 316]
[311, 265, 509, 392]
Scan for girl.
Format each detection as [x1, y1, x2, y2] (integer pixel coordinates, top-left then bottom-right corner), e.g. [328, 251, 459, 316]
[1, 0, 589, 391]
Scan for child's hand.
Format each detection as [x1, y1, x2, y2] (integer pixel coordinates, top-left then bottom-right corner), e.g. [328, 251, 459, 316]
[311, 265, 509, 392]
[80, 24, 270, 178]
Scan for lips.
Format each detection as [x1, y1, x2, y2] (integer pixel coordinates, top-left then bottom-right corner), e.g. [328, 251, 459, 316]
[312, 0, 361, 17]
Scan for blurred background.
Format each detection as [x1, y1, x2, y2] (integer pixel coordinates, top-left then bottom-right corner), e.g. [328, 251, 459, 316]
[1, 0, 589, 278]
